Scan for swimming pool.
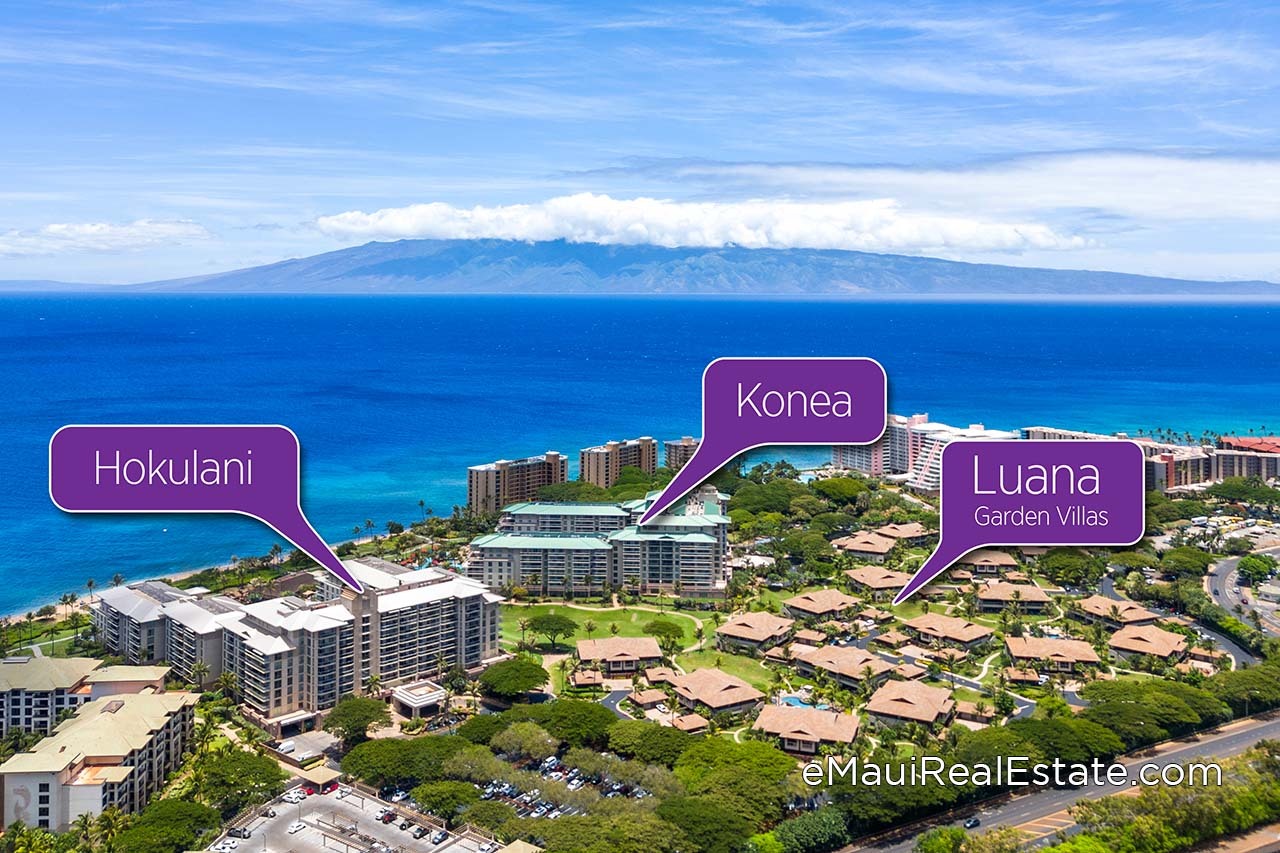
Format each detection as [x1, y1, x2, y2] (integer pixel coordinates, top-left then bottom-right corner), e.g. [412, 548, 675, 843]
[782, 696, 830, 710]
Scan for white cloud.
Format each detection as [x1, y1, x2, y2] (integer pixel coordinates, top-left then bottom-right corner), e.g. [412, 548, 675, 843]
[639, 153, 1280, 224]
[0, 219, 210, 256]
[313, 193, 1087, 255]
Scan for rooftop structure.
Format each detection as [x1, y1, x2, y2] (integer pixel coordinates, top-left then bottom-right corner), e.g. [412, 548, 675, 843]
[753, 704, 859, 753]
[579, 437, 657, 489]
[715, 611, 794, 649]
[1075, 595, 1157, 627]
[576, 637, 663, 675]
[1109, 624, 1188, 659]
[1005, 636, 1101, 671]
[672, 668, 764, 714]
[468, 452, 568, 514]
[782, 588, 859, 619]
[904, 614, 993, 648]
[865, 680, 955, 726]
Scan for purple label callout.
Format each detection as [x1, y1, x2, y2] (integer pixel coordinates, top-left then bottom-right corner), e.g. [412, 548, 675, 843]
[894, 439, 1146, 603]
[640, 357, 887, 524]
[49, 424, 362, 591]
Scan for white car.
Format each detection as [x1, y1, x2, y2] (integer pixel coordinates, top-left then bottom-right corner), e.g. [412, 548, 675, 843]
[287, 821, 307, 834]
[221, 842, 238, 851]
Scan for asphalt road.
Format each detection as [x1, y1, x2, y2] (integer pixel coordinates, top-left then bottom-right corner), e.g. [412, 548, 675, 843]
[1209, 547, 1280, 636]
[1102, 573, 1259, 664]
[601, 688, 631, 719]
[843, 712, 1280, 852]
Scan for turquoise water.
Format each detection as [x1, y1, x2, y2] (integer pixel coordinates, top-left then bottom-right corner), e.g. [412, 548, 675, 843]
[3, 294, 1278, 614]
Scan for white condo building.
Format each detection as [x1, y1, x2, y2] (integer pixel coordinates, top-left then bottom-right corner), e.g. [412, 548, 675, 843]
[833, 413, 1018, 492]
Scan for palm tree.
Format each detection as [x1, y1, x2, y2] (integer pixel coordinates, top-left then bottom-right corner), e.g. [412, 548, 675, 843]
[517, 618, 532, 648]
[189, 661, 210, 689]
[693, 625, 705, 648]
[94, 807, 127, 850]
[194, 714, 219, 755]
[365, 673, 382, 695]
[609, 622, 621, 637]
[583, 619, 598, 639]
[269, 543, 283, 565]
[215, 670, 238, 700]
[111, 573, 124, 587]
[70, 812, 95, 850]
[365, 519, 375, 541]
[85, 577, 96, 603]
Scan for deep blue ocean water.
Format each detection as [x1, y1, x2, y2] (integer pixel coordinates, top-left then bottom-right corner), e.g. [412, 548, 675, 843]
[3, 294, 1278, 616]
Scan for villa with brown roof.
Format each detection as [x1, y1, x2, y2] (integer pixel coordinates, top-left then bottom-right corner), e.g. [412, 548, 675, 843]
[752, 705, 859, 754]
[865, 680, 956, 728]
[645, 666, 678, 685]
[1109, 624, 1188, 661]
[957, 548, 1018, 574]
[793, 628, 827, 645]
[832, 531, 898, 563]
[794, 645, 894, 689]
[844, 566, 907, 601]
[1005, 636, 1101, 672]
[1004, 667, 1041, 684]
[571, 670, 604, 688]
[672, 713, 709, 733]
[904, 613, 993, 649]
[672, 668, 765, 716]
[875, 522, 931, 545]
[1075, 595, 1157, 628]
[715, 611, 794, 652]
[783, 588, 858, 620]
[894, 662, 927, 680]
[874, 630, 911, 648]
[765, 642, 818, 662]
[977, 582, 1052, 614]
[576, 637, 663, 675]
[628, 688, 668, 709]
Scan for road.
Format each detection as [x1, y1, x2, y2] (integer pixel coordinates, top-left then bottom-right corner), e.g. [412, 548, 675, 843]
[1209, 547, 1280, 636]
[601, 689, 631, 719]
[1101, 574, 1259, 665]
[843, 712, 1280, 852]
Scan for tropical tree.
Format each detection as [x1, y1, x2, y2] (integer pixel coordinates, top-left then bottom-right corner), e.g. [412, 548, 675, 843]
[111, 573, 125, 587]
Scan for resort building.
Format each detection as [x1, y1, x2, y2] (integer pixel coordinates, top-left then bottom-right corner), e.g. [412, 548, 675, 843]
[865, 680, 955, 728]
[715, 611, 794, 652]
[976, 582, 1052, 614]
[844, 566, 907, 601]
[467, 452, 568, 514]
[0, 692, 197, 832]
[498, 502, 630, 534]
[1004, 636, 1101, 672]
[0, 658, 167, 737]
[753, 704, 859, 755]
[664, 437, 700, 471]
[672, 713, 709, 733]
[579, 437, 657, 488]
[671, 668, 764, 716]
[91, 580, 189, 664]
[1074, 595, 1157, 628]
[793, 645, 894, 689]
[831, 531, 897, 563]
[467, 533, 615, 597]
[1109, 624, 1188, 661]
[93, 559, 504, 736]
[832, 413, 931, 476]
[899, 421, 1019, 493]
[609, 525, 723, 594]
[575, 637, 663, 676]
[903, 614, 993, 650]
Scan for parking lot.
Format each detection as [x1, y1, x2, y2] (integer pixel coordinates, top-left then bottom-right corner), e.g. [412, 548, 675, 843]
[208, 785, 501, 853]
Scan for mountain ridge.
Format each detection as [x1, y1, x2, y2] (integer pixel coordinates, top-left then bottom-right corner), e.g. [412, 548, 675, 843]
[5, 239, 1278, 296]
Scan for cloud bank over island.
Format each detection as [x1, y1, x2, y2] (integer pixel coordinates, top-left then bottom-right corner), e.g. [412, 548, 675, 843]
[312, 193, 1088, 255]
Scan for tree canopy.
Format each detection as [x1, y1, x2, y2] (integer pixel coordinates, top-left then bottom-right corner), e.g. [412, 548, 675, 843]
[479, 657, 550, 699]
[323, 694, 391, 748]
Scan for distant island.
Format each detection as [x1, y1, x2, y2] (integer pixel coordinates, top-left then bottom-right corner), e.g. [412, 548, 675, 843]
[5, 238, 1280, 297]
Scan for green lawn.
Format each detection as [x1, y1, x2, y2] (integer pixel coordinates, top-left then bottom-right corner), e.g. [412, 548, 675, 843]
[502, 602, 704, 651]
[674, 648, 775, 692]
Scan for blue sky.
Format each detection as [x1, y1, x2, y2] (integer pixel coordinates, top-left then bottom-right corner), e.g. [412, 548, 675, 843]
[1, 0, 1279, 282]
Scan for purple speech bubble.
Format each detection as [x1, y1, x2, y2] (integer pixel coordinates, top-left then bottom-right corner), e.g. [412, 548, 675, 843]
[639, 357, 887, 524]
[49, 425, 362, 592]
[893, 440, 1145, 604]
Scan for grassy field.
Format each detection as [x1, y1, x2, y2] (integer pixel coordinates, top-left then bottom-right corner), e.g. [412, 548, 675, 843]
[502, 602, 704, 651]
[674, 648, 775, 691]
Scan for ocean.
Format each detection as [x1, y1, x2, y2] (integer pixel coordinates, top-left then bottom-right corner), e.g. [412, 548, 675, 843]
[4, 294, 1278, 615]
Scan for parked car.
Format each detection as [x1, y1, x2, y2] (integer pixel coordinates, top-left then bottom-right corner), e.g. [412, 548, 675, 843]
[964, 817, 981, 829]
[227, 827, 251, 838]
[412, 826, 428, 839]
[431, 830, 449, 844]
[287, 822, 306, 834]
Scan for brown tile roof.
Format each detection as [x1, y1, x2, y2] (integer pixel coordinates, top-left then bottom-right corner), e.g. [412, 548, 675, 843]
[1077, 595, 1156, 624]
[784, 588, 858, 616]
[672, 668, 765, 711]
[796, 645, 894, 681]
[1005, 636, 1100, 666]
[833, 531, 897, 555]
[753, 704, 859, 745]
[949, 569, 974, 581]
[894, 663, 926, 679]
[672, 713, 709, 732]
[865, 680, 955, 725]
[576, 636, 662, 663]
[933, 647, 968, 664]
[765, 642, 818, 661]
[793, 628, 827, 645]
[875, 522, 930, 540]
[874, 630, 911, 647]
[859, 607, 894, 621]
[716, 611, 794, 644]
[1109, 624, 1188, 658]
[628, 689, 668, 706]
[1004, 667, 1041, 683]
[1005, 571, 1030, 583]
[571, 670, 604, 687]
[958, 548, 1018, 568]
[977, 582, 1051, 604]
[904, 613, 993, 645]
[955, 700, 994, 721]
[844, 566, 907, 589]
[644, 666, 678, 685]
